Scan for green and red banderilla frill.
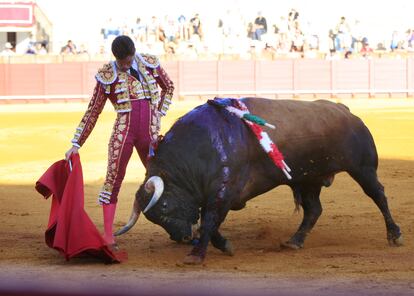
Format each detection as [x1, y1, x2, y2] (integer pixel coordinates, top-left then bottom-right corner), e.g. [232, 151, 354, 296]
[210, 98, 292, 180]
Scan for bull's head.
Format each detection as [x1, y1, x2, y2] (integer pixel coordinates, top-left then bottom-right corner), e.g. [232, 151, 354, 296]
[115, 175, 199, 243]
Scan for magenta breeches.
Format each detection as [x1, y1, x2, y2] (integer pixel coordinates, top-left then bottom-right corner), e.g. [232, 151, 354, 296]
[98, 100, 151, 204]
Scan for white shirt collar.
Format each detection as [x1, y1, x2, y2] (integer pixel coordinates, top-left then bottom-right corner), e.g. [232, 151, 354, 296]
[131, 58, 138, 72]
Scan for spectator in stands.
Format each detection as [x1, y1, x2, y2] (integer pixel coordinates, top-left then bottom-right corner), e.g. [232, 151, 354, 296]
[65, 35, 174, 249]
[61, 40, 77, 55]
[247, 22, 255, 39]
[328, 29, 336, 53]
[253, 11, 267, 41]
[288, 8, 299, 23]
[351, 19, 363, 52]
[37, 36, 49, 53]
[406, 28, 414, 50]
[290, 21, 304, 53]
[277, 16, 289, 49]
[177, 14, 189, 41]
[1, 42, 15, 55]
[17, 33, 36, 54]
[376, 42, 387, 51]
[247, 44, 258, 59]
[77, 44, 89, 55]
[98, 45, 106, 55]
[102, 18, 120, 40]
[132, 17, 147, 43]
[162, 15, 178, 43]
[287, 8, 300, 34]
[165, 41, 176, 56]
[35, 42, 48, 55]
[390, 30, 403, 51]
[147, 16, 162, 43]
[344, 50, 352, 59]
[25, 43, 36, 55]
[335, 16, 351, 52]
[360, 37, 373, 58]
[189, 13, 203, 41]
[390, 31, 400, 51]
[261, 43, 276, 59]
[120, 23, 132, 37]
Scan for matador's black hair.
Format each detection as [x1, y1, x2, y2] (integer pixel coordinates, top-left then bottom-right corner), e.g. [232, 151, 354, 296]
[111, 35, 136, 59]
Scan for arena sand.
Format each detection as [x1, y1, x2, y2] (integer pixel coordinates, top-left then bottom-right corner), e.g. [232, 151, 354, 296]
[0, 99, 413, 295]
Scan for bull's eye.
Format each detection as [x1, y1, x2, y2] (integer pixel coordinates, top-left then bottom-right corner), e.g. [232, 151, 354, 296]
[161, 200, 168, 214]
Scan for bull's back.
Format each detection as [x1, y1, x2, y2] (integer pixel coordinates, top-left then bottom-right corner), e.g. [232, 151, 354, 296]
[241, 97, 377, 179]
[243, 98, 354, 141]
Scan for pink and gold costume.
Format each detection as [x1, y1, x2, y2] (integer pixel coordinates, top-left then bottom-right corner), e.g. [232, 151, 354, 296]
[71, 53, 174, 205]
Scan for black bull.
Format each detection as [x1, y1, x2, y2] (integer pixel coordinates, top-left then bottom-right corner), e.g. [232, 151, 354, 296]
[116, 98, 403, 264]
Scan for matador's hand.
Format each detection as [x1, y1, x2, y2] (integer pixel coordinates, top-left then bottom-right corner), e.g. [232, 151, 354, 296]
[65, 146, 79, 160]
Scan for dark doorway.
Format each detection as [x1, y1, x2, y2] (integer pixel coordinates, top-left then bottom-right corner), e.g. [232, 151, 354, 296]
[7, 32, 17, 47]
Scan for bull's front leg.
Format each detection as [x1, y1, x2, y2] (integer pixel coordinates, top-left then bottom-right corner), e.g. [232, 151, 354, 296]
[183, 209, 223, 264]
[211, 230, 234, 256]
[184, 166, 233, 264]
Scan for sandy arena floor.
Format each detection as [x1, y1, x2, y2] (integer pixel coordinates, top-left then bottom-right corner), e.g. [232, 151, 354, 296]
[0, 99, 413, 295]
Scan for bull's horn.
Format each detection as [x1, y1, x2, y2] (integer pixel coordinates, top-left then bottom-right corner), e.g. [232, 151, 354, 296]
[114, 197, 141, 236]
[143, 176, 164, 213]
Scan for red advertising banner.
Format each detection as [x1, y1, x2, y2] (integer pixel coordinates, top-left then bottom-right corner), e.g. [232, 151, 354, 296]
[0, 2, 34, 27]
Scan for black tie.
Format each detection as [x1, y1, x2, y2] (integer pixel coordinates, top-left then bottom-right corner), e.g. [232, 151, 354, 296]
[129, 67, 140, 80]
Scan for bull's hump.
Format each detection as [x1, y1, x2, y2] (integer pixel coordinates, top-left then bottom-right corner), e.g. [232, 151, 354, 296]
[242, 98, 353, 120]
[240, 98, 359, 144]
[172, 103, 232, 137]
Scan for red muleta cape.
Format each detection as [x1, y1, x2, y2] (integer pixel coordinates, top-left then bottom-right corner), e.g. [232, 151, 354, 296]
[35, 154, 126, 263]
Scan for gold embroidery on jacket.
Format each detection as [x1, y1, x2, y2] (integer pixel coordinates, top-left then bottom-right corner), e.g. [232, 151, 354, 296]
[136, 56, 160, 105]
[96, 63, 117, 84]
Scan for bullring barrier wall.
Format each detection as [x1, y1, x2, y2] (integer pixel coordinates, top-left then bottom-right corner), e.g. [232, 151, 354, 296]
[1, 59, 414, 102]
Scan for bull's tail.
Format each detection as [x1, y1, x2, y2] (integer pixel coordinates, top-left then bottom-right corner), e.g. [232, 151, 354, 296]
[292, 187, 302, 213]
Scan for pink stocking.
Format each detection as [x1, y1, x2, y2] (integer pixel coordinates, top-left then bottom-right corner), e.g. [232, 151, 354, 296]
[102, 203, 117, 245]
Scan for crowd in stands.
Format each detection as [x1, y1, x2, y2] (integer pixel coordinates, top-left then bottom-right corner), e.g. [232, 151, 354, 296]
[2, 8, 414, 60]
[0, 34, 48, 57]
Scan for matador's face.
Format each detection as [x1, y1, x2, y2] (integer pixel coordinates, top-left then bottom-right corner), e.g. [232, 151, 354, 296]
[116, 54, 134, 72]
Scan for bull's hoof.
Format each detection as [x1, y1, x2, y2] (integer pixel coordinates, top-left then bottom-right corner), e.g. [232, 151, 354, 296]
[281, 240, 303, 250]
[183, 254, 204, 265]
[388, 235, 403, 247]
[223, 240, 234, 256]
